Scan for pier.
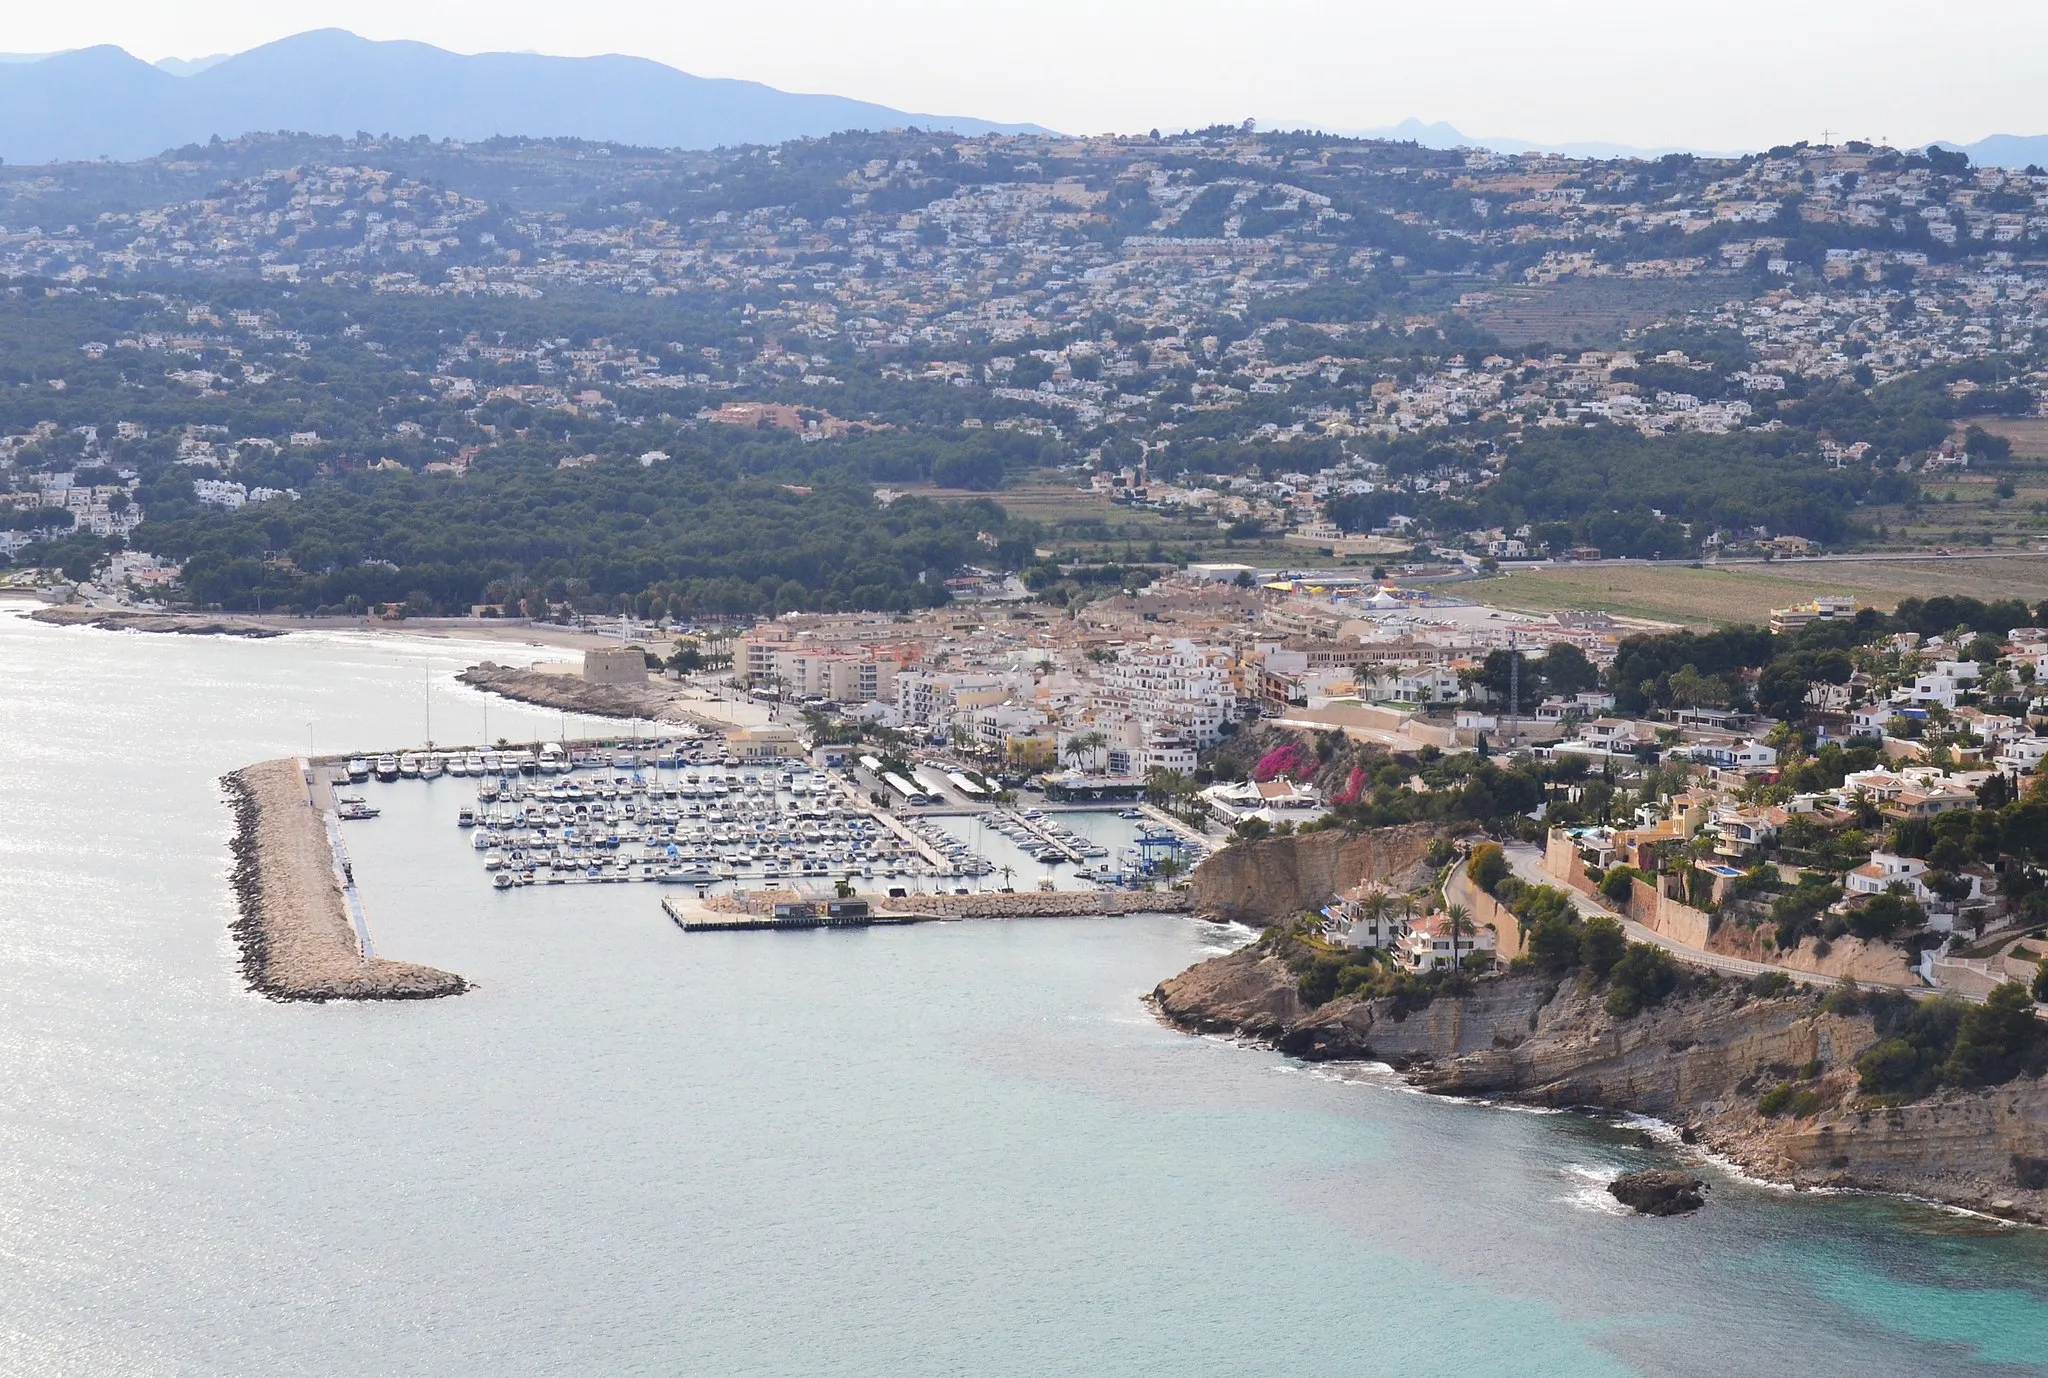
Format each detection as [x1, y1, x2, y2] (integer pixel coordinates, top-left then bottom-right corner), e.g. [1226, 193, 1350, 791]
[661, 895, 938, 932]
[1001, 809, 1089, 864]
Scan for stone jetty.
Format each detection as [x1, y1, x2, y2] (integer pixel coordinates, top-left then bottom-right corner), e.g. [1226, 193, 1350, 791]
[224, 758, 467, 1001]
[702, 887, 1192, 920]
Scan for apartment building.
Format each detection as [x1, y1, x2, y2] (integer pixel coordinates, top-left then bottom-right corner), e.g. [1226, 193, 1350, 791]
[742, 631, 899, 703]
[1092, 639, 1236, 746]
[895, 671, 1012, 730]
[776, 649, 899, 703]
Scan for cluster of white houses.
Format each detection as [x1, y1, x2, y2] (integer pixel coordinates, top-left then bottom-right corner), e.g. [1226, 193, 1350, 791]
[1318, 887, 1500, 973]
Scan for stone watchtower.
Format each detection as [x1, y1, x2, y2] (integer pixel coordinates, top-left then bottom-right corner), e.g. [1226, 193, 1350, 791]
[582, 647, 649, 686]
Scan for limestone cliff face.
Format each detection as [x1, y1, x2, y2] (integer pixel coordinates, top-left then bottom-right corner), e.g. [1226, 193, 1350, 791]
[1153, 944, 2048, 1221]
[1704, 925, 1916, 986]
[1187, 825, 1438, 924]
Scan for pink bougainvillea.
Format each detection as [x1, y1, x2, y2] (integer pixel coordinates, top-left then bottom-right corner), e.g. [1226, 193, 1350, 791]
[1253, 741, 1316, 782]
[1332, 764, 1366, 806]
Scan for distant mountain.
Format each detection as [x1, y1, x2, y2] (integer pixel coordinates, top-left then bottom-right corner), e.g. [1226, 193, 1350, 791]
[0, 29, 1050, 165]
[1936, 135, 2048, 170]
[1368, 117, 2048, 170]
[152, 53, 230, 78]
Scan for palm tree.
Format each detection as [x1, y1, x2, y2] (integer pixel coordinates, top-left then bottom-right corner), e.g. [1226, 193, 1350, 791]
[1359, 889, 1393, 947]
[1444, 903, 1473, 971]
[999, 864, 1015, 893]
[1063, 731, 1105, 772]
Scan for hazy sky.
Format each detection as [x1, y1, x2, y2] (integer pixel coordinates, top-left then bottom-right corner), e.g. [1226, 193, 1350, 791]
[11, 1, 2048, 150]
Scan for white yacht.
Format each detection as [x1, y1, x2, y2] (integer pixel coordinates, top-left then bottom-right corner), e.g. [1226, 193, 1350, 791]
[375, 754, 399, 782]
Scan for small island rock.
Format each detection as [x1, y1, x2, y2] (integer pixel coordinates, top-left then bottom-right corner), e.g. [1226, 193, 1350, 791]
[1609, 1170, 1707, 1216]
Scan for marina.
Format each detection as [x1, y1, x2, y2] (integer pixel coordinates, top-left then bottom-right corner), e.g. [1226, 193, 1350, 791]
[6, 609, 2042, 1378]
[322, 734, 1211, 905]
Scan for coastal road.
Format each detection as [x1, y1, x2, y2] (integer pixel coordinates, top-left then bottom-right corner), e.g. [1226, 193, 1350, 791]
[1497, 844, 1847, 988]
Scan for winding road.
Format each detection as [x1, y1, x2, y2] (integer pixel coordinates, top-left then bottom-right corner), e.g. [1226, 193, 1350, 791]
[1493, 842, 1850, 988]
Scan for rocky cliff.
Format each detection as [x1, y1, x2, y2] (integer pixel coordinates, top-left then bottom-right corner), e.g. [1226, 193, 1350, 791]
[1154, 941, 2048, 1221]
[1187, 825, 1439, 924]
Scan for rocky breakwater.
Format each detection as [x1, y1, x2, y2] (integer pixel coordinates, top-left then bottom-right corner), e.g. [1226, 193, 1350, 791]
[1188, 824, 1439, 925]
[224, 759, 466, 1001]
[1154, 936, 2048, 1221]
[458, 660, 706, 724]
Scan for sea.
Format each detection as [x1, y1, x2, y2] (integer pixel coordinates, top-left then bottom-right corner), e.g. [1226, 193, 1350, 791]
[2, 605, 2046, 1377]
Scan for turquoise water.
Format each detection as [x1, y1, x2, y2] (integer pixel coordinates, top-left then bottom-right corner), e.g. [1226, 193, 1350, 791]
[2, 606, 2046, 1376]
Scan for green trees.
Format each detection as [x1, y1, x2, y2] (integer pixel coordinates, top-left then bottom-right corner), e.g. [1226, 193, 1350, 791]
[1526, 916, 1584, 977]
[1854, 985, 2041, 1100]
[1466, 842, 1509, 894]
[143, 455, 1025, 616]
[1603, 943, 1680, 1018]
[1942, 983, 2042, 1088]
[1579, 916, 1629, 979]
[1845, 891, 1923, 941]
[1598, 865, 1640, 905]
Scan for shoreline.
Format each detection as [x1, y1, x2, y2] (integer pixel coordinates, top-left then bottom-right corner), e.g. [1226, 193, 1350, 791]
[454, 660, 764, 730]
[23, 603, 638, 651]
[224, 759, 467, 1002]
[1150, 939, 2048, 1224]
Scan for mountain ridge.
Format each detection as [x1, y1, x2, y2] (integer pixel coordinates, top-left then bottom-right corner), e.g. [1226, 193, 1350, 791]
[0, 29, 1050, 164]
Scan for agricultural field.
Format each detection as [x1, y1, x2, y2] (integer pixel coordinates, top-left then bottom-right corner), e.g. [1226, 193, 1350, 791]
[1481, 555, 2048, 628]
[1852, 424, 2048, 549]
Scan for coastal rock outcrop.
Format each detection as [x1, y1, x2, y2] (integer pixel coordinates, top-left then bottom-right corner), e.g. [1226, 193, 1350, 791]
[32, 606, 284, 637]
[225, 759, 467, 1001]
[1152, 939, 2048, 1221]
[1187, 825, 1439, 925]
[1609, 1170, 1708, 1216]
[1153, 944, 1308, 1039]
[458, 660, 711, 725]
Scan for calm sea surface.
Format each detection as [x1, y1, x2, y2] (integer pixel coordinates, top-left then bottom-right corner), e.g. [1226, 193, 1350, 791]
[2, 607, 2047, 1377]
